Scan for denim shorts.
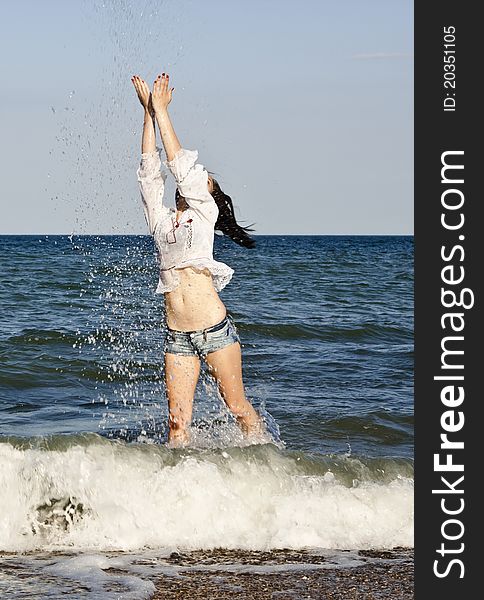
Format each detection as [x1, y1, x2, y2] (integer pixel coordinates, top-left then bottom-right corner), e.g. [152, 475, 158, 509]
[164, 314, 241, 357]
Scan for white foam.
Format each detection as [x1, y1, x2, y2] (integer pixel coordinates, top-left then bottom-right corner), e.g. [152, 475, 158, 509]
[45, 554, 155, 599]
[0, 441, 413, 552]
[0, 549, 374, 600]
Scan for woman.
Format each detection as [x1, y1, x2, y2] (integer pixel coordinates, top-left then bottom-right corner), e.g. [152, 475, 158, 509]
[131, 72, 261, 446]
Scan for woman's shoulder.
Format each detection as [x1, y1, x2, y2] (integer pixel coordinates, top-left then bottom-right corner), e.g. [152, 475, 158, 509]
[187, 200, 218, 223]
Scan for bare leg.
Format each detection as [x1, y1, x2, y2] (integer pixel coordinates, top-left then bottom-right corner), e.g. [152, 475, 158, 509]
[164, 353, 201, 446]
[204, 342, 261, 436]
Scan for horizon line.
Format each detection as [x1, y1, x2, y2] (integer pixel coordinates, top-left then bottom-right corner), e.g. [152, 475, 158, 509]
[0, 232, 414, 237]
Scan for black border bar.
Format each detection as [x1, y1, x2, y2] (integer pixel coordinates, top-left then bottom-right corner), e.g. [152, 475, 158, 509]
[415, 3, 480, 596]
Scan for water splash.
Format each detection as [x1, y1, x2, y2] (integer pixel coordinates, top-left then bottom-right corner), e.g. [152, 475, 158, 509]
[0, 436, 413, 553]
[46, 1, 224, 445]
[48, 0, 195, 236]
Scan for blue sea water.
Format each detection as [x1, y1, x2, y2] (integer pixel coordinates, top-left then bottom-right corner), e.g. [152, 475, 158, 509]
[0, 234, 414, 596]
[0, 234, 413, 457]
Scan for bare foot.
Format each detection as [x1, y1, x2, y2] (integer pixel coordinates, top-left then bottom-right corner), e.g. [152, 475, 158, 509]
[167, 430, 190, 448]
[238, 413, 267, 441]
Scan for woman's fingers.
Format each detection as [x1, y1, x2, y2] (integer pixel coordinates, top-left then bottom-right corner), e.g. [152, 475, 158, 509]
[131, 75, 152, 109]
[131, 76, 140, 96]
[151, 72, 174, 108]
[155, 73, 169, 90]
[136, 76, 147, 91]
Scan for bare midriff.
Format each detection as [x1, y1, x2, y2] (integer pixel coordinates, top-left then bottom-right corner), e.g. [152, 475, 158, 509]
[164, 267, 227, 331]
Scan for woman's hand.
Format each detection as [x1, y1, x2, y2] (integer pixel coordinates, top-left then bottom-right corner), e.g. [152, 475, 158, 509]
[152, 73, 175, 113]
[131, 75, 154, 116]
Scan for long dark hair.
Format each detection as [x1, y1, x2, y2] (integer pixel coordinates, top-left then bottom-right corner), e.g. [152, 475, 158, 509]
[175, 175, 256, 248]
[211, 178, 255, 249]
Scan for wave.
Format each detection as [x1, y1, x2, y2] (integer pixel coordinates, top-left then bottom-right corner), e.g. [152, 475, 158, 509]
[1, 319, 413, 349]
[309, 412, 414, 445]
[0, 327, 151, 347]
[240, 322, 413, 343]
[0, 434, 413, 553]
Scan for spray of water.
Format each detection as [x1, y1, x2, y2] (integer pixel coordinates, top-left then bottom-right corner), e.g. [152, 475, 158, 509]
[46, 0, 279, 448]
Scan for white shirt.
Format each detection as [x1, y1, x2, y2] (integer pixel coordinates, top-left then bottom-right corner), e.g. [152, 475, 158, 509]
[136, 147, 234, 294]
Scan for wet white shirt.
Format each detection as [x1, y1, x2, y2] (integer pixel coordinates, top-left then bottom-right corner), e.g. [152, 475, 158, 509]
[136, 147, 234, 294]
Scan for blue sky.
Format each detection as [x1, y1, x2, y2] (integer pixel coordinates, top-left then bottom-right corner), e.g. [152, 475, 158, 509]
[0, 0, 413, 235]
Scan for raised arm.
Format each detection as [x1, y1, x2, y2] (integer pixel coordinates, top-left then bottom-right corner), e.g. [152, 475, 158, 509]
[131, 75, 156, 154]
[151, 73, 181, 161]
[151, 73, 216, 217]
[131, 75, 168, 234]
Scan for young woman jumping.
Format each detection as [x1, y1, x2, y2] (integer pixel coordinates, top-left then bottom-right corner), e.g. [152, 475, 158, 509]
[131, 72, 262, 446]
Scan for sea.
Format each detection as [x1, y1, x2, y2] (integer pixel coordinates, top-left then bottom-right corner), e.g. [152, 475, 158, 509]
[0, 234, 414, 598]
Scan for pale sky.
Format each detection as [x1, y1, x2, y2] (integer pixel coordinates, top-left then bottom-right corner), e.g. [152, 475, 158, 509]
[0, 0, 413, 235]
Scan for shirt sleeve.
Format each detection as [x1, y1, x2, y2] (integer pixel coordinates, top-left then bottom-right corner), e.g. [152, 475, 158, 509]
[136, 147, 168, 235]
[163, 148, 218, 221]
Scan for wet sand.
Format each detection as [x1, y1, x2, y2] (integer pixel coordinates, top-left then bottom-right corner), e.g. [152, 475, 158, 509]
[0, 547, 413, 598]
[151, 548, 414, 600]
